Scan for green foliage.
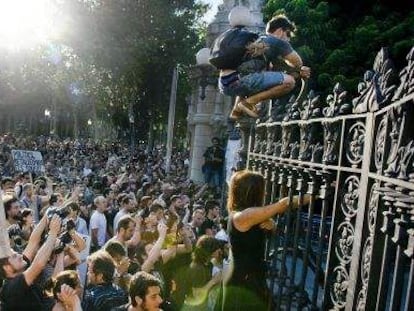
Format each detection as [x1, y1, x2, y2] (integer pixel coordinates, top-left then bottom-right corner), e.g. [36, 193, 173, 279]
[0, 0, 207, 141]
[264, 0, 414, 97]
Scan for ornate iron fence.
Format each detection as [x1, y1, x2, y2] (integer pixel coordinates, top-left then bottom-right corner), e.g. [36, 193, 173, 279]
[242, 47, 414, 310]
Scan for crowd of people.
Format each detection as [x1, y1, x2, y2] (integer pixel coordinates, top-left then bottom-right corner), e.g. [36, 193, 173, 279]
[0, 8, 311, 311]
[0, 132, 230, 311]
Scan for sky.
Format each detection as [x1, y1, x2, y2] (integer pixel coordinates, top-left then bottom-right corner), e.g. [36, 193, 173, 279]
[199, 0, 222, 22]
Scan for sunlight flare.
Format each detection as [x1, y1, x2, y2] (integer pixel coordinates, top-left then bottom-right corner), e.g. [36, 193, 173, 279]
[0, 0, 61, 50]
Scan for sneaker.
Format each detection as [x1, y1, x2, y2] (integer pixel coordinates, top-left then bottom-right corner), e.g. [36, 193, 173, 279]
[237, 100, 259, 118]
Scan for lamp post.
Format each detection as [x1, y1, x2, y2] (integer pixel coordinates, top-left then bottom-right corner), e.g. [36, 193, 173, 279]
[87, 118, 92, 138]
[44, 109, 51, 135]
[128, 103, 135, 151]
[195, 48, 216, 100]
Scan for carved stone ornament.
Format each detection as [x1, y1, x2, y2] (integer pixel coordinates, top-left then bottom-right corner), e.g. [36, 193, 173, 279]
[392, 47, 414, 101]
[345, 122, 365, 167]
[352, 48, 396, 113]
[323, 83, 352, 117]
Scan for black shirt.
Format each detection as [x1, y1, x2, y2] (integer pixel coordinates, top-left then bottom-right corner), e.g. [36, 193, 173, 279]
[1, 273, 44, 311]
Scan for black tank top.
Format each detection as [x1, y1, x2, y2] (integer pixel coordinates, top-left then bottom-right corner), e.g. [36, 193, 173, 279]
[227, 217, 266, 284]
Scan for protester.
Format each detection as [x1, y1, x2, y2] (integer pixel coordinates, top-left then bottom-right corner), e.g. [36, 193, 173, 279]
[211, 7, 310, 120]
[222, 170, 311, 311]
[89, 196, 108, 252]
[83, 250, 128, 311]
[112, 271, 163, 311]
[47, 270, 83, 311]
[202, 138, 225, 193]
[0, 132, 228, 311]
[181, 235, 223, 311]
[0, 215, 61, 310]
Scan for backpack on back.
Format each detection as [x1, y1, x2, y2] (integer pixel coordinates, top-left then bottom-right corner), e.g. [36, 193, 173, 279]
[209, 27, 258, 70]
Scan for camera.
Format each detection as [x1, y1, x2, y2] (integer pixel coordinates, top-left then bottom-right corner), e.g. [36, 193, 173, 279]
[53, 232, 72, 254]
[46, 205, 72, 220]
[52, 219, 76, 254]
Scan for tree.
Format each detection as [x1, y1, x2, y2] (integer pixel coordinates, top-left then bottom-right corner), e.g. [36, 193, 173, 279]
[0, 0, 208, 142]
[264, 0, 414, 97]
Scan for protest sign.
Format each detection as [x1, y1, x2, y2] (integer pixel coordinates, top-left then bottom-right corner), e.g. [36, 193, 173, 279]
[11, 149, 45, 173]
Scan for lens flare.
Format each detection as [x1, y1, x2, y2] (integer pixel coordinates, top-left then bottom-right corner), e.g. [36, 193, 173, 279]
[0, 0, 61, 50]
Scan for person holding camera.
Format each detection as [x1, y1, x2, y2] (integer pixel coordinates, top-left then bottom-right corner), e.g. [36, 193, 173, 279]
[0, 214, 62, 311]
[67, 201, 88, 236]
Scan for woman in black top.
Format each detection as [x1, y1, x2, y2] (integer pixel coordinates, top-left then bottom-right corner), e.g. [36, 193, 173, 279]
[222, 170, 310, 311]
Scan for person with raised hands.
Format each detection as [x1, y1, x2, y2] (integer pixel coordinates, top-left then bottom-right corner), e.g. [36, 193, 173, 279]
[222, 170, 312, 311]
[0, 214, 62, 311]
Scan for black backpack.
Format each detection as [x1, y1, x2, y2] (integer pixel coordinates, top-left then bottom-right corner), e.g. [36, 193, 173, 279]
[209, 27, 259, 70]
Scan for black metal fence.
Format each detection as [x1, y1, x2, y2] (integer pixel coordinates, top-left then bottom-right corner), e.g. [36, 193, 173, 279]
[241, 47, 414, 310]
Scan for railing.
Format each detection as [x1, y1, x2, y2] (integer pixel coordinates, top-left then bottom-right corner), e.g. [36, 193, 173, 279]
[241, 47, 414, 310]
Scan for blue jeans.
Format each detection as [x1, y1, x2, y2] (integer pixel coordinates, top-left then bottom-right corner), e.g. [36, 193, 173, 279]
[219, 71, 284, 98]
[204, 166, 222, 188]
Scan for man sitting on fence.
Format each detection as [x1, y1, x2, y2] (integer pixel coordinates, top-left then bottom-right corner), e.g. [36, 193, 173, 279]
[212, 7, 311, 120]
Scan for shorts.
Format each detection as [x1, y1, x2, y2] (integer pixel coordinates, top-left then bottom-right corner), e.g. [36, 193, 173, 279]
[219, 71, 284, 98]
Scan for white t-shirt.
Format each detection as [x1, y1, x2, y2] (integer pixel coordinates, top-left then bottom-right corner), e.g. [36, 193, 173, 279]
[89, 210, 107, 247]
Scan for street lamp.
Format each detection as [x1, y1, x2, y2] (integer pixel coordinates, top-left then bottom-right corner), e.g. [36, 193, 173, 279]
[195, 47, 216, 100]
[128, 105, 135, 150]
[44, 109, 52, 134]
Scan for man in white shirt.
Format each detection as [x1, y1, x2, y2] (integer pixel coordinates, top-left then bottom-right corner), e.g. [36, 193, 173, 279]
[89, 195, 108, 251]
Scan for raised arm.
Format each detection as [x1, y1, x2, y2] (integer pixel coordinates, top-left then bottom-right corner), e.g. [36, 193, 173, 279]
[23, 214, 48, 261]
[141, 222, 167, 272]
[233, 195, 311, 232]
[24, 215, 61, 285]
[283, 50, 303, 71]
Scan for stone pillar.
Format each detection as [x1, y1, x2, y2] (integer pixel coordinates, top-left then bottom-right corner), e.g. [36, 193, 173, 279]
[189, 85, 216, 183]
